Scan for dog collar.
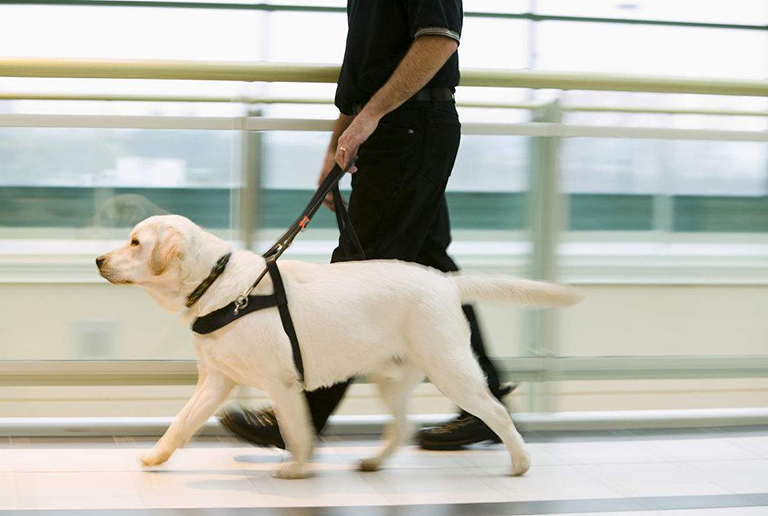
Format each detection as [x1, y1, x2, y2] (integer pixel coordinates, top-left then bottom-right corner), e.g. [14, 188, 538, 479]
[185, 252, 232, 308]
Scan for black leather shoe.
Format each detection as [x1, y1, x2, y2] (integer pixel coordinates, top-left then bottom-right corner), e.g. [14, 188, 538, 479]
[418, 382, 520, 451]
[218, 406, 286, 450]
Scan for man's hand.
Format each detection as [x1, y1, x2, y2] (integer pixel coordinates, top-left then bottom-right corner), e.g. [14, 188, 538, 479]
[319, 150, 358, 211]
[334, 112, 380, 169]
[319, 114, 358, 211]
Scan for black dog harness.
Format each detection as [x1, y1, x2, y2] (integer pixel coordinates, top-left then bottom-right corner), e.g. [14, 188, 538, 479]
[188, 161, 363, 383]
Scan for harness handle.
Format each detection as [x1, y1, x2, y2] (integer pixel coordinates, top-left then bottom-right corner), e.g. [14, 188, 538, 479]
[262, 157, 360, 260]
[234, 158, 363, 305]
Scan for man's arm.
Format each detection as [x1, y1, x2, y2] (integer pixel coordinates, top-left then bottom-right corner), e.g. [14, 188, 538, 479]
[364, 35, 458, 121]
[334, 35, 458, 168]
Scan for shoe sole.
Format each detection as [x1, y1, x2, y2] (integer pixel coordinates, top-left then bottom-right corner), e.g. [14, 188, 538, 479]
[218, 413, 286, 450]
[419, 434, 502, 451]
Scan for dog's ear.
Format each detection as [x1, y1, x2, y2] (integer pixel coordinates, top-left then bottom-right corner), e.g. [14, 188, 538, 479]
[150, 228, 183, 276]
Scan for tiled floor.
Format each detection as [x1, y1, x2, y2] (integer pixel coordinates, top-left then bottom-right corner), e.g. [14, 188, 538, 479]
[0, 428, 766, 515]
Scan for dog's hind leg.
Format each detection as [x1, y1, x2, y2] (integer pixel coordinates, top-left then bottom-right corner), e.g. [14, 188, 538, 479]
[264, 378, 316, 479]
[421, 350, 530, 476]
[359, 363, 424, 472]
[408, 303, 531, 477]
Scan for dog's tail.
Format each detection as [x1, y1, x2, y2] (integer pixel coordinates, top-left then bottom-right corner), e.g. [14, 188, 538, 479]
[449, 274, 582, 308]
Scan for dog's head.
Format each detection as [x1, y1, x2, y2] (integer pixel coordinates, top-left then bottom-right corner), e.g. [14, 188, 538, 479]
[97, 215, 232, 313]
[96, 214, 194, 287]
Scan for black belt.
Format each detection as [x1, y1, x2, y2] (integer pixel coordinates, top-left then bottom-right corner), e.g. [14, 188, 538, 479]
[351, 87, 454, 115]
[191, 160, 363, 383]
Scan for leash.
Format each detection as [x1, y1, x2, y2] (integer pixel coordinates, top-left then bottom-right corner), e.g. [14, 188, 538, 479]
[241, 157, 363, 311]
[191, 158, 363, 383]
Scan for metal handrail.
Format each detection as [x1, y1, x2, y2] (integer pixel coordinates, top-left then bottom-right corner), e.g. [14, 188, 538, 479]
[4, 58, 768, 97]
[2, 356, 766, 386]
[4, 114, 768, 142]
[3, 92, 768, 117]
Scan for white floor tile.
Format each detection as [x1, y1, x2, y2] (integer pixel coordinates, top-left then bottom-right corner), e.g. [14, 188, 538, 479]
[0, 453, 19, 473]
[128, 447, 248, 473]
[0, 473, 17, 500]
[141, 493, 268, 509]
[362, 466, 508, 505]
[450, 443, 564, 468]
[2, 434, 766, 511]
[730, 436, 768, 459]
[577, 462, 732, 498]
[636, 439, 761, 462]
[249, 469, 390, 507]
[15, 496, 145, 510]
[131, 470, 258, 498]
[469, 464, 624, 501]
[354, 445, 466, 469]
[536, 441, 666, 465]
[0, 497, 17, 511]
[677, 459, 768, 494]
[14, 472, 138, 498]
[10, 448, 135, 473]
[11, 437, 117, 449]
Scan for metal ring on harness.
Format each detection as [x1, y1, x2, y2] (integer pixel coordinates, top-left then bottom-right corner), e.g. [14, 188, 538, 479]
[233, 295, 248, 314]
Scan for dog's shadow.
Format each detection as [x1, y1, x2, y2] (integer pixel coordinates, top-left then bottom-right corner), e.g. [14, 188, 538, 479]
[143, 468, 277, 493]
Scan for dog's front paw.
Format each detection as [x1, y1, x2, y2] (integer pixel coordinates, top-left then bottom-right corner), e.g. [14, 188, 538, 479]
[358, 457, 382, 472]
[273, 461, 311, 480]
[509, 450, 531, 477]
[140, 447, 172, 467]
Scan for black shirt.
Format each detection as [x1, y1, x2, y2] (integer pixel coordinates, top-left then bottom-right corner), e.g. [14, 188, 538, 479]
[334, 0, 463, 115]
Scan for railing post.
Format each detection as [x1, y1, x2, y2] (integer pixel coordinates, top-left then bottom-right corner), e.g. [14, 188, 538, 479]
[526, 98, 565, 413]
[237, 108, 263, 251]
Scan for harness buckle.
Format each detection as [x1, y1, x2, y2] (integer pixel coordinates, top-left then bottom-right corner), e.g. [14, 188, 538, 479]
[233, 295, 249, 315]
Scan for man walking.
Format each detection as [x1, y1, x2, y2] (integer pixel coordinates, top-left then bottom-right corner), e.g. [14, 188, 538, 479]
[220, 0, 516, 451]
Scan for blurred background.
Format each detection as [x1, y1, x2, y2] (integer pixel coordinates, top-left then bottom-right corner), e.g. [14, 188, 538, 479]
[0, 0, 766, 428]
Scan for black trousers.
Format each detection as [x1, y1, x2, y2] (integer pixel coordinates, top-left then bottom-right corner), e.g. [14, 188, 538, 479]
[305, 101, 502, 433]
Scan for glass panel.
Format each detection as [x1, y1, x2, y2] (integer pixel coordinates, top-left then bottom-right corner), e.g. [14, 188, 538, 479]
[268, 12, 348, 63]
[0, 128, 237, 240]
[537, 22, 768, 78]
[563, 138, 658, 232]
[461, 18, 529, 69]
[0, 127, 236, 361]
[562, 138, 768, 233]
[466, 1, 530, 14]
[0, 6, 264, 60]
[537, 0, 768, 25]
[449, 135, 528, 231]
[260, 132, 529, 232]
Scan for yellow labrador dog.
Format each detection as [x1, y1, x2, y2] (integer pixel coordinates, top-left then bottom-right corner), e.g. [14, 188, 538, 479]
[97, 215, 580, 479]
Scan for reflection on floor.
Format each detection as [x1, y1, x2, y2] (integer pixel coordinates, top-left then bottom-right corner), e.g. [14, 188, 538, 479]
[0, 427, 766, 515]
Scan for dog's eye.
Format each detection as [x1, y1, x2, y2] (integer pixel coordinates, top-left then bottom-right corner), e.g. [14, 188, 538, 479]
[131, 238, 140, 246]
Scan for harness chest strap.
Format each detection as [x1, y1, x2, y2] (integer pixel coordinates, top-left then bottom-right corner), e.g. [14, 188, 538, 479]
[191, 258, 305, 383]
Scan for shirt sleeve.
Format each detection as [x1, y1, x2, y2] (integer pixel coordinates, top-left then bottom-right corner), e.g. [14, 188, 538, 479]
[406, 0, 463, 45]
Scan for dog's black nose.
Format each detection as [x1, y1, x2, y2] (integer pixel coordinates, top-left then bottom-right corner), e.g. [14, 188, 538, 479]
[96, 256, 106, 268]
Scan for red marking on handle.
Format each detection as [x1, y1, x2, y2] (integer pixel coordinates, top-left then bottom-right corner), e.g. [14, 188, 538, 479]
[299, 215, 310, 229]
